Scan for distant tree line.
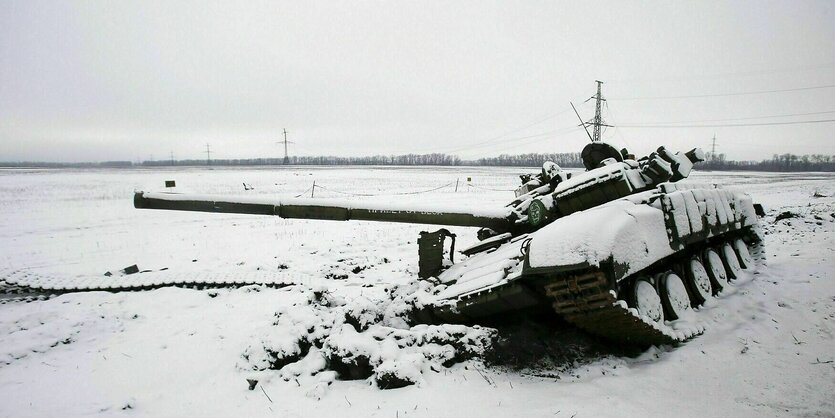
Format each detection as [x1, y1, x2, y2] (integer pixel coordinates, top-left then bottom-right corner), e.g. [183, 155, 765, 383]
[0, 160, 133, 168]
[142, 153, 464, 167]
[2, 152, 834, 171]
[476, 152, 585, 167]
[139, 152, 583, 167]
[700, 153, 835, 172]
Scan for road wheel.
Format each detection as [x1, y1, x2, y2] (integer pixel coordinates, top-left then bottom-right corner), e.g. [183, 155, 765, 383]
[685, 258, 712, 305]
[721, 243, 743, 280]
[733, 238, 754, 269]
[659, 272, 691, 320]
[631, 277, 664, 323]
[704, 249, 729, 294]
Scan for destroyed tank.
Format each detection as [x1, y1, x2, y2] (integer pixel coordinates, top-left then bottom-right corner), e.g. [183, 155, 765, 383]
[127, 142, 764, 346]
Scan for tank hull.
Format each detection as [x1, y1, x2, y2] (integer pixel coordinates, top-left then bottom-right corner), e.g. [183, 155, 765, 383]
[431, 183, 763, 345]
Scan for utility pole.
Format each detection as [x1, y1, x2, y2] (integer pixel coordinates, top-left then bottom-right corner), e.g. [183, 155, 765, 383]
[276, 128, 295, 164]
[206, 143, 211, 166]
[170, 151, 175, 166]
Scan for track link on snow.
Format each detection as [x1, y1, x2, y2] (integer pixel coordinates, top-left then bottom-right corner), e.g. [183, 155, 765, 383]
[0, 269, 296, 297]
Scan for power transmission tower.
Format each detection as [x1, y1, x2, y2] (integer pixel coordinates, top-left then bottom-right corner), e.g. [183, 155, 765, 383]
[276, 128, 295, 164]
[710, 134, 717, 161]
[574, 81, 612, 143]
[592, 80, 606, 142]
[205, 143, 211, 166]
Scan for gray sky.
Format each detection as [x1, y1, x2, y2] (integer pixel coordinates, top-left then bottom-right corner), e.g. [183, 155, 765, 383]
[1, 0, 833, 162]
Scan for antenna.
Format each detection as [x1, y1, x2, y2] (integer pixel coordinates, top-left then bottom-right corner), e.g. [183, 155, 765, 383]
[571, 102, 594, 142]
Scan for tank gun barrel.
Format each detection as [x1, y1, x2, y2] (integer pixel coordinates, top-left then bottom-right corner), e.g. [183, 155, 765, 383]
[134, 191, 513, 232]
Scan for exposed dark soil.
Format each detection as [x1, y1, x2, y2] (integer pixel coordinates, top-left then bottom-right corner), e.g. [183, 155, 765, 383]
[481, 313, 643, 373]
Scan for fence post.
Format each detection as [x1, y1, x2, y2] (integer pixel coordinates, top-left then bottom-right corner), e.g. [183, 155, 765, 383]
[454, 178, 459, 192]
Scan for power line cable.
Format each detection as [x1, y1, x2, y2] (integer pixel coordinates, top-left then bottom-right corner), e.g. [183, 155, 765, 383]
[620, 110, 835, 125]
[449, 130, 559, 153]
[470, 126, 585, 156]
[415, 94, 594, 156]
[608, 62, 835, 84]
[443, 127, 572, 155]
[435, 106, 578, 154]
[604, 101, 632, 148]
[617, 118, 835, 128]
[609, 84, 835, 101]
[458, 123, 588, 155]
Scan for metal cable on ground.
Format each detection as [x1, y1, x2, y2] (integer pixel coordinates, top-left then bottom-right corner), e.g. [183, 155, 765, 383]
[467, 183, 515, 192]
[293, 186, 313, 198]
[312, 182, 455, 197]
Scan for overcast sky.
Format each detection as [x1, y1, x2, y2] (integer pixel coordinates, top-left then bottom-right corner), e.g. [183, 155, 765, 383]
[1, 0, 833, 162]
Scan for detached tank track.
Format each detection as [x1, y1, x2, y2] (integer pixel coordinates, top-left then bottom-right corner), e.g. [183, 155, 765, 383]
[0, 269, 296, 301]
[543, 234, 764, 347]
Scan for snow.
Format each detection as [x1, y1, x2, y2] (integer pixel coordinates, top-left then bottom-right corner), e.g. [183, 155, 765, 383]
[525, 183, 756, 279]
[437, 240, 524, 298]
[552, 162, 631, 199]
[0, 167, 834, 417]
[527, 201, 675, 279]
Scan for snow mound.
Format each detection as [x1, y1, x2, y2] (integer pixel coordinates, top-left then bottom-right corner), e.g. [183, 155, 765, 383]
[240, 284, 496, 392]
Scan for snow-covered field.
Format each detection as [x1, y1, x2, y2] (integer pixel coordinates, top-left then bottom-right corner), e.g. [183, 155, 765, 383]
[0, 166, 833, 417]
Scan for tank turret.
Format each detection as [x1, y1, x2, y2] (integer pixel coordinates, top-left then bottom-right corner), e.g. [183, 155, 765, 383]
[134, 143, 705, 239]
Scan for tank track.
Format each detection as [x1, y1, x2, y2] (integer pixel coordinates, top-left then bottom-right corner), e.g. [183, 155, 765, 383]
[544, 235, 764, 346]
[0, 269, 297, 300]
[545, 271, 683, 346]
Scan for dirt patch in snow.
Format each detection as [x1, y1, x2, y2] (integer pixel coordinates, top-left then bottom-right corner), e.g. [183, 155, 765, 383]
[482, 313, 642, 375]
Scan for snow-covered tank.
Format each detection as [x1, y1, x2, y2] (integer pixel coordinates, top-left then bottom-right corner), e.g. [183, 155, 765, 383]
[133, 143, 764, 346]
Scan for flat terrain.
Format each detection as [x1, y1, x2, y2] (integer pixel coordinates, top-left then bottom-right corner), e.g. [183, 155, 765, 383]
[0, 166, 833, 417]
